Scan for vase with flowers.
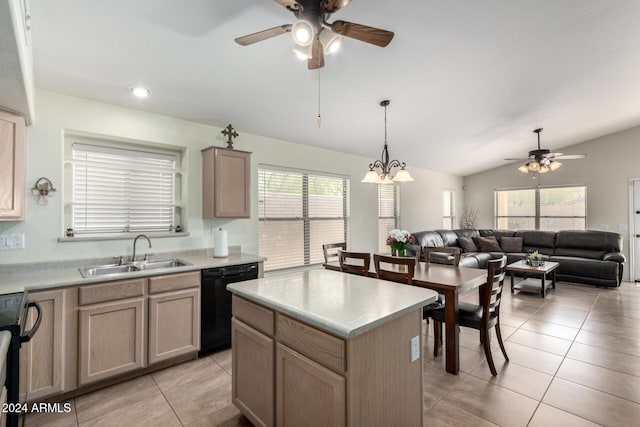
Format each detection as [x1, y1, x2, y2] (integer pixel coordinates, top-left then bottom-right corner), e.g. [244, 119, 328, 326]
[386, 229, 415, 257]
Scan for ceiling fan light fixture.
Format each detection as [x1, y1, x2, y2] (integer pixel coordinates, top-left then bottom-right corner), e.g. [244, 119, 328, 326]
[538, 165, 550, 174]
[528, 161, 540, 172]
[292, 19, 314, 46]
[292, 43, 312, 60]
[549, 161, 562, 171]
[319, 28, 342, 54]
[518, 164, 530, 173]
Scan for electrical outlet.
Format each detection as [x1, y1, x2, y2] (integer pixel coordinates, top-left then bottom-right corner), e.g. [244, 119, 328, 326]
[13, 234, 24, 249]
[410, 335, 420, 362]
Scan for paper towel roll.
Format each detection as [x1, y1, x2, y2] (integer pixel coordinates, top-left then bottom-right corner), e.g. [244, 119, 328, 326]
[213, 228, 229, 258]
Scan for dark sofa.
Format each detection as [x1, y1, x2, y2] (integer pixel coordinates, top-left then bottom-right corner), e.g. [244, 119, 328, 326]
[411, 229, 625, 288]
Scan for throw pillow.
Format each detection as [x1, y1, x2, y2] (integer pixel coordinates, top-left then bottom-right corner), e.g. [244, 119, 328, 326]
[458, 236, 478, 253]
[500, 236, 523, 253]
[474, 236, 502, 252]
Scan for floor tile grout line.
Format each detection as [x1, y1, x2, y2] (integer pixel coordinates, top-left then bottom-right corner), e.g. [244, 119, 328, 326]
[149, 374, 185, 427]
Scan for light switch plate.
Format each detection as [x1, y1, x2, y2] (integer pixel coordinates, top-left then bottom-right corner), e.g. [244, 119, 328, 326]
[410, 335, 420, 362]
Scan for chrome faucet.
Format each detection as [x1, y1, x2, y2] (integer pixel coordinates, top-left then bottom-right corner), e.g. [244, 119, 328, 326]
[132, 234, 152, 262]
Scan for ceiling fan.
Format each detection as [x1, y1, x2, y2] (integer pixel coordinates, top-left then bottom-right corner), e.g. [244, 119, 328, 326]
[505, 128, 586, 173]
[234, 0, 394, 69]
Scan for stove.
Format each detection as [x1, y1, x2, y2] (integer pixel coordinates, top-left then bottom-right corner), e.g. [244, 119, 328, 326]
[0, 292, 41, 427]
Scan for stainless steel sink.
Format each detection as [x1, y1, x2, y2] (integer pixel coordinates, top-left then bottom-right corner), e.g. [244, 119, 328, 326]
[134, 259, 190, 270]
[79, 264, 141, 278]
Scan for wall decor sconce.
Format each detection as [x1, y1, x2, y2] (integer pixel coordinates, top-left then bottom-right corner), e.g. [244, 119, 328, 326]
[32, 177, 56, 205]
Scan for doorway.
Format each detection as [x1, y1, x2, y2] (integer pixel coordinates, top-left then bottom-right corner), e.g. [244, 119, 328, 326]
[630, 179, 640, 282]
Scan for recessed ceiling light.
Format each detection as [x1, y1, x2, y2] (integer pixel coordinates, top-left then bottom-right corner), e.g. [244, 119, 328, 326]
[128, 85, 151, 98]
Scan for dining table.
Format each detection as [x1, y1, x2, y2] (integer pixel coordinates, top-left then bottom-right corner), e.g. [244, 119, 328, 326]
[324, 259, 488, 374]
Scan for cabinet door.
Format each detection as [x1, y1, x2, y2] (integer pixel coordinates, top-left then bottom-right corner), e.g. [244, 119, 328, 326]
[78, 298, 145, 386]
[232, 318, 274, 427]
[276, 343, 345, 427]
[0, 111, 25, 221]
[148, 288, 200, 364]
[202, 147, 251, 218]
[19, 289, 64, 401]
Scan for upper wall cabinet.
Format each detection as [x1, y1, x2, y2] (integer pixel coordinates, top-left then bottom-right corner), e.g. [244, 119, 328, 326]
[0, 111, 25, 221]
[0, 0, 35, 122]
[202, 146, 251, 218]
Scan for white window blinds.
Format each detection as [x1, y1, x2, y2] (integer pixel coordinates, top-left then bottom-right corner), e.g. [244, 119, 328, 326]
[258, 166, 350, 271]
[72, 143, 177, 233]
[378, 185, 399, 252]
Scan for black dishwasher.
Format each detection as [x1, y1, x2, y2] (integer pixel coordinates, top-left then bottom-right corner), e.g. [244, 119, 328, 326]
[199, 263, 258, 355]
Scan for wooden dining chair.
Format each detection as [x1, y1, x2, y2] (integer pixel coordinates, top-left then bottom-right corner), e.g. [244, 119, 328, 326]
[338, 251, 371, 276]
[428, 256, 509, 376]
[423, 247, 461, 266]
[373, 254, 416, 285]
[322, 242, 346, 264]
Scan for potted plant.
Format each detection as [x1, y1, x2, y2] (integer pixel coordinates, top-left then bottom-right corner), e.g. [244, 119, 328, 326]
[386, 229, 415, 257]
[527, 250, 543, 267]
[65, 228, 74, 238]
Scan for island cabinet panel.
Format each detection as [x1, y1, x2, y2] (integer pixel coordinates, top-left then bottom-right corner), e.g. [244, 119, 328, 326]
[232, 318, 274, 427]
[232, 294, 274, 336]
[202, 146, 251, 218]
[148, 288, 200, 364]
[19, 289, 65, 401]
[0, 111, 25, 221]
[78, 297, 145, 386]
[276, 343, 346, 427]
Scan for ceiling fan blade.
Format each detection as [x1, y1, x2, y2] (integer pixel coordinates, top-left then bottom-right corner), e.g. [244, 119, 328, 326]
[554, 154, 586, 160]
[331, 20, 394, 47]
[273, 0, 300, 11]
[235, 24, 292, 46]
[323, 0, 351, 13]
[308, 37, 325, 69]
[504, 158, 528, 161]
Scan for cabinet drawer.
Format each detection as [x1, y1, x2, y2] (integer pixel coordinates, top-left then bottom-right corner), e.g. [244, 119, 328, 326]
[79, 278, 146, 305]
[148, 271, 200, 294]
[232, 296, 274, 337]
[276, 314, 345, 374]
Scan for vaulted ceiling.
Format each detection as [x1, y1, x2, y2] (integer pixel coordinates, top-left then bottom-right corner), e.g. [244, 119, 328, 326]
[30, 0, 640, 176]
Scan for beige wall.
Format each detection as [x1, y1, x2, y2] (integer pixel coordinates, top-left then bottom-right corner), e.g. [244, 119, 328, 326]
[464, 125, 640, 280]
[0, 90, 462, 265]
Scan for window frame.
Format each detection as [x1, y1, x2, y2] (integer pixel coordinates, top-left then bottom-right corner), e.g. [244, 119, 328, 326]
[378, 184, 400, 252]
[442, 189, 455, 230]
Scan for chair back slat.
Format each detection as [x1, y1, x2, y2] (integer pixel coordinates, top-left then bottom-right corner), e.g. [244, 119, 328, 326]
[373, 254, 415, 285]
[423, 247, 461, 266]
[338, 251, 371, 277]
[323, 242, 346, 263]
[483, 256, 508, 318]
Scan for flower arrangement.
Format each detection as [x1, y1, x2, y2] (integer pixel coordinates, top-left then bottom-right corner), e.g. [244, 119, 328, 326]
[386, 229, 415, 255]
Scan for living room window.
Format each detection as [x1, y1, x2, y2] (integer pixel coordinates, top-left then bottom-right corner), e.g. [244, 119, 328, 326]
[258, 165, 350, 271]
[495, 185, 586, 230]
[442, 190, 455, 230]
[69, 140, 181, 235]
[378, 185, 399, 252]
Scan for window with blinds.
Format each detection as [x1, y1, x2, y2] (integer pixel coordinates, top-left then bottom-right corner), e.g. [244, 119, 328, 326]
[258, 166, 350, 271]
[443, 190, 455, 230]
[72, 143, 178, 234]
[378, 185, 399, 252]
[495, 185, 586, 230]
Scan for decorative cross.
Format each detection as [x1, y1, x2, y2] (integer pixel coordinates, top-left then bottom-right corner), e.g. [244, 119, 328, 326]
[221, 124, 239, 149]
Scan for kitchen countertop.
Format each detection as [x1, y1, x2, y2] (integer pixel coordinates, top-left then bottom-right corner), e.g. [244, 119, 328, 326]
[227, 269, 438, 339]
[0, 253, 265, 295]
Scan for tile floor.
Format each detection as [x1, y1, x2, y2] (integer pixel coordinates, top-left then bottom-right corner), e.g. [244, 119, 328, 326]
[22, 280, 640, 426]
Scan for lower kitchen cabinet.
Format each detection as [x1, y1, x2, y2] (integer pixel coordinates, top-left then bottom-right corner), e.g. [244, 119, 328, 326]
[231, 318, 274, 427]
[276, 343, 345, 427]
[19, 289, 65, 401]
[78, 297, 145, 386]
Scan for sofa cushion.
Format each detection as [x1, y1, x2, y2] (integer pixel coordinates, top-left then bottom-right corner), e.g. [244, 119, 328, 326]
[474, 236, 502, 252]
[500, 237, 523, 253]
[458, 237, 478, 253]
[459, 253, 480, 268]
[455, 229, 481, 239]
[553, 248, 605, 260]
[479, 229, 516, 243]
[515, 230, 556, 255]
[549, 256, 619, 280]
[463, 252, 494, 269]
[412, 231, 444, 248]
[555, 230, 622, 253]
[436, 230, 460, 247]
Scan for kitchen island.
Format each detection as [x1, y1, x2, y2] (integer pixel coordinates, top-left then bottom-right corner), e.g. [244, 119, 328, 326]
[227, 269, 438, 427]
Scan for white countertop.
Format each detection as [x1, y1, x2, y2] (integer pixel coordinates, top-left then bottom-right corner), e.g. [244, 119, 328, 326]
[227, 269, 438, 339]
[0, 253, 265, 294]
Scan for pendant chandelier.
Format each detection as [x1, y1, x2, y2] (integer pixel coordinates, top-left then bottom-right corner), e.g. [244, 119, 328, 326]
[361, 100, 413, 184]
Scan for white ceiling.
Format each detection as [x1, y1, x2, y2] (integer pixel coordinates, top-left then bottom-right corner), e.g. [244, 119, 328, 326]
[30, 0, 640, 176]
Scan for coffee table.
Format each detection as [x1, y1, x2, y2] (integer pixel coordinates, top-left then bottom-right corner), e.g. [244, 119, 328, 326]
[506, 260, 559, 298]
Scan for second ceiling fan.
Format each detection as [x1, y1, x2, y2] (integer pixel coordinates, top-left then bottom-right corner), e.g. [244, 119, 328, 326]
[505, 128, 586, 173]
[234, 0, 394, 69]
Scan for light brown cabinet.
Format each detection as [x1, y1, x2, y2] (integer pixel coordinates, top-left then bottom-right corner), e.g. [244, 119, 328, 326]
[0, 111, 25, 221]
[202, 146, 251, 218]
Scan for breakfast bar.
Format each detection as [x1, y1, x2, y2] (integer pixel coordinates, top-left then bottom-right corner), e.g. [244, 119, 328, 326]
[227, 269, 438, 427]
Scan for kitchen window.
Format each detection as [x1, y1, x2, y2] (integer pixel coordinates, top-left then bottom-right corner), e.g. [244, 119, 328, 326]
[67, 138, 182, 235]
[378, 185, 399, 252]
[495, 185, 587, 230]
[258, 165, 350, 271]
